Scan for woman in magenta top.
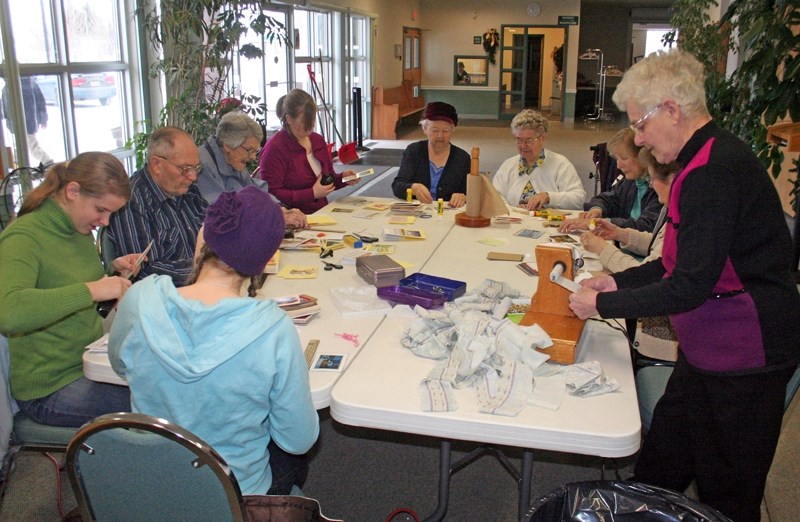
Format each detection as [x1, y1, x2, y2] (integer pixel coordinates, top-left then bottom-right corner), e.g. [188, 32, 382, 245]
[258, 89, 356, 214]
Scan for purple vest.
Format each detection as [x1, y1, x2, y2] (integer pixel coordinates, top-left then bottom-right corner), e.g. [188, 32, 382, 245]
[661, 138, 766, 371]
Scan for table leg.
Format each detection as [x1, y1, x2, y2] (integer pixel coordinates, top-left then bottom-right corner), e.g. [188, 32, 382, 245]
[422, 440, 451, 522]
[518, 449, 534, 521]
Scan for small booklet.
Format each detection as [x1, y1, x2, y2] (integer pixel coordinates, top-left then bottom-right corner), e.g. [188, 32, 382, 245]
[382, 227, 426, 241]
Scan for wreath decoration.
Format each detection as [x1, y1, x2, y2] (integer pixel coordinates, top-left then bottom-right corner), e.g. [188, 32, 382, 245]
[483, 28, 499, 64]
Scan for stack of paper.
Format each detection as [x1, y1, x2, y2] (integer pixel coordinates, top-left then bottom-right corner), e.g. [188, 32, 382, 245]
[390, 201, 427, 216]
[275, 294, 321, 324]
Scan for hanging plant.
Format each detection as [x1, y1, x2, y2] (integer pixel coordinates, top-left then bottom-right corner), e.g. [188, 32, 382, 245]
[483, 28, 499, 64]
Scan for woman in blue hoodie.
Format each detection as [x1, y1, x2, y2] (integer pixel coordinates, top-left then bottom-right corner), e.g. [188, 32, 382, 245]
[109, 186, 319, 496]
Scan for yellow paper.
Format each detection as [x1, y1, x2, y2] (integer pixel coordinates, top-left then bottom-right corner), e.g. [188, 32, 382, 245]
[388, 215, 416, 225]
[277, 266, 318, 279]
[307, 214, 337, 226]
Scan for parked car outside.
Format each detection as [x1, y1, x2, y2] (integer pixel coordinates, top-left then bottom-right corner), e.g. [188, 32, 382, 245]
[33, 74, 117, 106]
[72, 74, 117, 105]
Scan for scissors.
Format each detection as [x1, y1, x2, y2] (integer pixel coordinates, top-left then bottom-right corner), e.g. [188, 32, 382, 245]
[352, 233, 378, 243]
[321, 260, 343, 271]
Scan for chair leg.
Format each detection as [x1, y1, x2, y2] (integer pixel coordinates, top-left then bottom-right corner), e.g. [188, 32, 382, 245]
[43, 452, 65, 518]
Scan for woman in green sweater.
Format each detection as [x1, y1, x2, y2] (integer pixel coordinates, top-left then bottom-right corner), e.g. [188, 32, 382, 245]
[0, 152, 137, 427]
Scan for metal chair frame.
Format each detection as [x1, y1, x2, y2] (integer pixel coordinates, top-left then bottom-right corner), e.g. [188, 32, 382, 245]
[66, 412, 247, 522]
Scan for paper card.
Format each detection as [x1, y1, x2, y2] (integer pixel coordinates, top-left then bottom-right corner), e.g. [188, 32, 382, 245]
[549, 234, 578, 244]
[311, 353, 348, 371]
[514, 229, 544, 239]
[364, 202, 392, 211]
[331, 207, 354, 213]
[336, 196, 369, 206]
[479, 237, 506, 246]
[277, 266, 318, 279]
[307, 214, 337, 226]
[365, 243, 396, 254]
[353, 209, 383, 219]
[388, 215, 416, 225]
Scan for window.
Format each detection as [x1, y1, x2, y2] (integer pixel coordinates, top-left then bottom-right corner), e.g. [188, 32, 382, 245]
[0, 0, 137, 169]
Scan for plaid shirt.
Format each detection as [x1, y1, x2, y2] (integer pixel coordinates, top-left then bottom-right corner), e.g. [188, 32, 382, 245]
[108, 166, 207, 287]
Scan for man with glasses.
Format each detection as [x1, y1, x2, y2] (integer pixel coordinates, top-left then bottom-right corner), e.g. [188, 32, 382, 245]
[197, 110, 306, 228]
[108, 126, 208, 286]
[492, 109, 585, 211]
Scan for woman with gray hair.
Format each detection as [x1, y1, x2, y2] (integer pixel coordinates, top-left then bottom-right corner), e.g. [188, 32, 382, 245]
[198, 110, 306, 228]
[569, 50, 800, 522]
[492, 109, 585, 210]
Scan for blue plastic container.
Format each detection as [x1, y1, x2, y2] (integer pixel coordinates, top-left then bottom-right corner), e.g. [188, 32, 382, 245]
[376, 285, 447, 309]
[398, 273, 467, 301]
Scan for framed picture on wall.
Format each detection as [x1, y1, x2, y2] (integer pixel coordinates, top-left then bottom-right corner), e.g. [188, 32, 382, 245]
[453, 56, 488, 86]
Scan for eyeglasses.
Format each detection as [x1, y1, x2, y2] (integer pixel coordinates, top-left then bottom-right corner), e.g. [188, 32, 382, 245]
[154, 155, 202, 177]
[515, 136, 544, 146]
[629, 105, 662, 134]
[239, 145, 261, 157]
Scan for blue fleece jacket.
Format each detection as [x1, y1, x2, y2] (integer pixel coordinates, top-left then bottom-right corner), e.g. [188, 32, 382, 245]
[108, 275, 319, 494]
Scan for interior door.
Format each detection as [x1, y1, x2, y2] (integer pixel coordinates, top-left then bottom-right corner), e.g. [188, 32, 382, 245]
[525, 35, 543, 108]
[402, 27, 421, 96]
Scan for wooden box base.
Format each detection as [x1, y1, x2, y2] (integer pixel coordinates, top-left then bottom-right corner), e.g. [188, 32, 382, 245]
[519, 310, 586, 364]
[455, 213, 490, 228]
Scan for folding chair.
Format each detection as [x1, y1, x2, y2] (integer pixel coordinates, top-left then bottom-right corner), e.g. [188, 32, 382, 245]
[66, 412, 246, 521]
[0, 335, 77, 517]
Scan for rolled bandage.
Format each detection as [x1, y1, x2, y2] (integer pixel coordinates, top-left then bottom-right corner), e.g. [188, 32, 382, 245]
[549, 262, 565, 282]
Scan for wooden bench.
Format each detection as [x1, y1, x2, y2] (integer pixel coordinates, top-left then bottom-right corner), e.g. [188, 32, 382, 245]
[371, 80, 426, 139]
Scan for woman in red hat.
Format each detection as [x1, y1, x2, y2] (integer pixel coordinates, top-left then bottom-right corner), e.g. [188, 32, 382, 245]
[391, 101, 470, 207]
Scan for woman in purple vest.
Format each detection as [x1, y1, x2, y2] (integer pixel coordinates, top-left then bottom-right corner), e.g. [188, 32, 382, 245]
[569, 50, 800, 522]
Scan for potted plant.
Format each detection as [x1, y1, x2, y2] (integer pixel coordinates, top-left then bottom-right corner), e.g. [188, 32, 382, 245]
[127, 0, 286, 165]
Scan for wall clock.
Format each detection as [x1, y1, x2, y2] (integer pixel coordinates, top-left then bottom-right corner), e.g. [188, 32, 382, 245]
[527, 2, 542, 17]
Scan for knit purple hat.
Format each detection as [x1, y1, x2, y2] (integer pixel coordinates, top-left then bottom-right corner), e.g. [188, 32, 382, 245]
[424, 102, 458, 126]
[203, 187, 285, 276]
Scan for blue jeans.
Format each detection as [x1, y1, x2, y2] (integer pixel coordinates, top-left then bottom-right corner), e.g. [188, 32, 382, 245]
[16, 377, 131, 428]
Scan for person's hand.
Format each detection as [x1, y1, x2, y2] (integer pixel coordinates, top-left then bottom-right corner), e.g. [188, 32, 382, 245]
[558, 217, 591, 233]
[578, 208, 602, 220]
[591, 219, 625, 242]
[448, 193, 466, 208]
[579, 232, 608, 255]
[569, 287, 600, 319]
[411, 183, 433, 204]
[525, 192, 549, 210]
[312, 176, 336, 199]
[341, 170, 360, 186]
[283, 208, 307, 229]
[85, 275, 132, 302]
[111, 253, 145, 279]
[579, 274, 617, 292]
